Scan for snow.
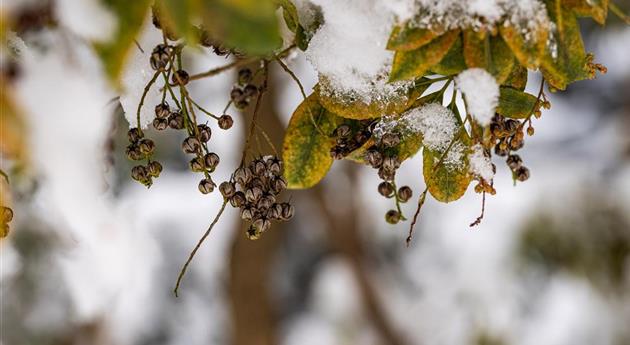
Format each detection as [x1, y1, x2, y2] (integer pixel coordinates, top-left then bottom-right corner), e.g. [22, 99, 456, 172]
[119, 18, 164, 129]
[404, 103, 460, 152]
[468, 144, 495, 181]
[456, 68, 499, 126]
[304, 0, 413, 105]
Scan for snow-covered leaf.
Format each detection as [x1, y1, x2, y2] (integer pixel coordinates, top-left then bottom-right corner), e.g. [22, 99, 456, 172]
[387, 24, 439, 51]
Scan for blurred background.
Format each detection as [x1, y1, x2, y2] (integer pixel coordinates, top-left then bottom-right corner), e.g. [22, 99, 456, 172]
[1, 1, 630, 345]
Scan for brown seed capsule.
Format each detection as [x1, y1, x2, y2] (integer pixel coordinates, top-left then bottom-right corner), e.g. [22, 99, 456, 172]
[246, 226, 261, 240]
[268, 203, 283, 219]
[257, 195, 275, 211]
[235, 100, 249, 109]
[189, 157, 206, 172]
[238, 68, 252, 85]
[382, 156, 400, 172]
[230, 191, 246, 207]
[385, 210, 401, 224]
[155, 102, 170, 118]
[378, 181, 395, 198]
[490, 123, 505, 138]
[148, 161, 163, 177]
[248, 177, 265, 189]
[381, 133, 400, 148]
[527, 126, 535, 136]
[196, 124, 212, 142]
[126, 144, 144, 161]
[1, 206, 13, 223]
[333, 124, 352, 138]
[138, 138, 155, 155]
[504, 119, 519, 133]
[365, 149, 383, 168]
[127, 128, 143, 143]
[168, 112, 185, 130]
[218, 115, 234, 130]
[251, 159, 266, 176]
[172, 69, 189, 85]
[515, 166, 530, 182]
[506, 154, 522, 171]
[204, 153, 220, 170]
[234, 167, 252, 185]
[378, 167, 395, 182]
[153, 117, 168, 130]
[241, 207, 255, 221]
[230, 88, 244, 102]
[131, 165, 148, 181]
[219, 181, 236, 198]
[243, 84, 258, 98]
[534, 110, 542, 119]
[398, 186, 413, 203]
[269, 176, 287, 195]
[509, 137, 524, 151]
[266, 157, 283, 175]
[182, 137, 201, 154]
[198, 178, 215, 194]
[245, 187, 264, 203]
[150, 44, 172, 71]
[330, 147, 346, 160]
[280, 203, 295, 221]
[353, 130, 371, 145]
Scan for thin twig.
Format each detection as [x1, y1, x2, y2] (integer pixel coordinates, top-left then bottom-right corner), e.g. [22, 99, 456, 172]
[189, 97, 220, 120]
[610, 3, 630, 24]
[274, 56, 306, 99]
[134, 39, 144, 53]
[136, 71, 161, 130]
[406, 187, 428, 246]
[240, 63, 269, 166]
[469, 191, 486, 227]
[174, 199, 228, 297]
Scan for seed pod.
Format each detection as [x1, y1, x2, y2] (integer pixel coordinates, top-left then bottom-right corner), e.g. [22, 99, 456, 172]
[515, 166, 530, 182]
[218, 115, 234, 130]
[378, 182, 395, 198]
[182, 137, 201, 154]
[330, 147, 346, 160]
[353, 130, 371, 145]
[131, 165, 148, 181]
[491, 114, 505, 124]
[378, 167, 395, 181]
[494, 142, 509, 156]
[381, 133, 400, 148]
[155, 102, 170, 118]
[219, 181, 236, 198]
[268, 203, 282, 220]
[266, 157, 283, 175]
[504, 119, 519, 133]
[385, 210, 401, 224]
[245, 187, 263, 203]
[230, 191, 246, 208]
[234, 167, 252, 185]
[1, 206, 13, 223]
[189, 157, 206, 172]
[257, 195, 275, 211]
[238, 68, 252, 85]
[241, 207, 255, 221]
[198, 178, 215, 194]
[150, 44, 172, 71]
[235, 100, 249, 109]
[269, 176, 287, 194]
[127, 128, 143, 143]
[138, 138, 155, 155]
[280, 203, 295, 221]
[230, 88, 244, 102]
[204, 152, 220, 170]
[251, 159, 266, 176]
[527, 126, 535, 136]
[490, 123, 505, 137]
[398, 186, 412, 203]
[126, 144, 144, 161]
[197, 124, 212, 142]
[333, 124, 351, 138]
[243, 84, 258, 98]
[509, 137, 524, 151]
[506, 154, 522, 170]
[172, 69, 189, 85]
[168, 112, 185, 130]
[153, 117, 168, 130]
[246, 226, 261, 240]
[248, 177, 265, 189]
[365, 149, 383, 168]
[381, 156, 400, 172]
[148, 161, 163, 177]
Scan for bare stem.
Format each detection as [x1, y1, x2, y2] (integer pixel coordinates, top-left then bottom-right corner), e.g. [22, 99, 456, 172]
[136, 71, 161, 130]
[274, 56, 306, 99]
[406, 187, 428, 246]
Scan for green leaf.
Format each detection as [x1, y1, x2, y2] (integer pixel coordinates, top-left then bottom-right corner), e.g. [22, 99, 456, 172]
[540, 0, 591, 90]
[283, 94, 339, 189]
[201, 0, 282, 56]
[153, 0, 201, 43]
[496, 87, 537, 119]
[387, 24, 439, 51]
[422, 129, 472, 203]
[389, 30, 460, 82]
[463, 30, 515, 84]
[274, 0, 299, 32]
[499, 22, 548, 69]
[95, 0, 152, 82]
[503, 63, 528, 91]
[430, 34, 466, 76]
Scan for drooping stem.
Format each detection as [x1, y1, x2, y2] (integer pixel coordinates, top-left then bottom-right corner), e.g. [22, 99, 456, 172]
[240, 62, 269, 166]
[406, 187, 428, 246]
[136, 71, 161, 130]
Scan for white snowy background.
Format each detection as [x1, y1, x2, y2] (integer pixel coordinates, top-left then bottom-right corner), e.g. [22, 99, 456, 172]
[1, 1, 629, 345]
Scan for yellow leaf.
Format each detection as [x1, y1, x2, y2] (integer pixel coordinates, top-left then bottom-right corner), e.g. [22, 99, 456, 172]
[387, 24, 439, 51]
[499, 23, 548, 69]
[463, 30, 515, 84]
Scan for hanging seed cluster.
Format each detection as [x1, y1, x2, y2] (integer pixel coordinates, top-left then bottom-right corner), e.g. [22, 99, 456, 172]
[1, 206, 13, 237]
[220, 156, 294, 240]
[230, 68, 260, 110]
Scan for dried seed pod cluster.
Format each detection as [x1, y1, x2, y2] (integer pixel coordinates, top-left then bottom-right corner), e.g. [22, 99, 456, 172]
[231, 68, 259, 110]
[1, 206, 13, 237]
[220, 155, 294, 240]
[126, 128, 161, 187]
[329, 122, 373, 160]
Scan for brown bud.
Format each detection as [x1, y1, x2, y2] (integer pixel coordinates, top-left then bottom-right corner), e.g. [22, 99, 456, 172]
[230, 191, 246, 207]
[240, 207, 255, 221]
[280, 203, 295, 221]
[148, 161, 163, 177]
[218, 115, 233, 130]
[269, 176, 287, 195]
[494, 142, 509, 157]
[245, 187, 263, 203]
[385, 210, 401, 224]
[153, 117, 168, 130]
[126, 144, 144, 161]
[381, 133, 400, 148]
[378, 181, 394, 198]
[155, 102, 170, 118]
[150, 44, 172, 71]
[172, 69, 190, 85]
[251, 159, 266, 176]
[131, 165, 148, 181]
[506, 154, 522, 171]
[1, 206, 13, 223]
[257, 195, 275, 211]
[198, 178, 215, 194]
[527, 126, 535, 136]
[204, 152, 220, 171]
[515, 166, 530, 182]
[504, 119, 519, 133]
[509, 137, 524, 151]
[268, 203, 283, 220]
[182, 137, 201, 154]
[189, 157, 206, 172]
[266, 157, 283, 175]
[397, 186, 412, 203]
[219, 181, 236, 198]
[168, 112, 185, 130]
[138, 138, 155, 155]
[252, 217, 271, 233]
[234, 167, 252, 186]
[197, 124, 212, 142]
[127, 128, 143, 143]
